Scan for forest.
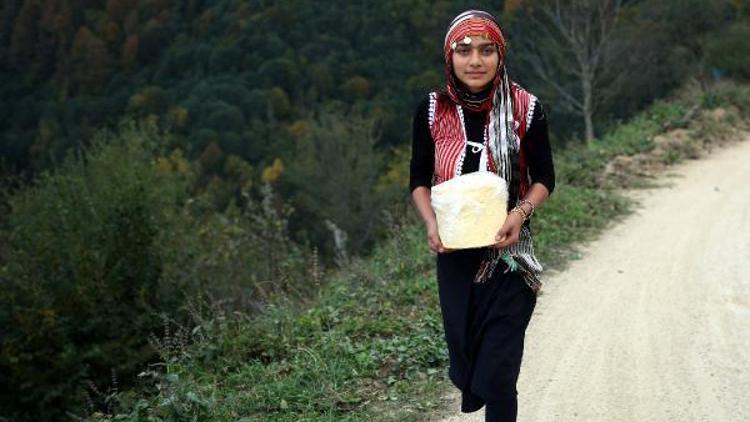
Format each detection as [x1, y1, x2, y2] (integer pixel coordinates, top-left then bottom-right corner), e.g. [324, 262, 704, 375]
[1, 0, 749, 419]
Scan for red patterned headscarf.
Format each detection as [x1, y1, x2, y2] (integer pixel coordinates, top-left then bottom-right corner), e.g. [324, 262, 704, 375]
[443, 10, 508, 112]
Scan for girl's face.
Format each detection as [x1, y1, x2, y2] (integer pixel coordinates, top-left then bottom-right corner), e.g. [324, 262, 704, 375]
[451, 35, 500, 93]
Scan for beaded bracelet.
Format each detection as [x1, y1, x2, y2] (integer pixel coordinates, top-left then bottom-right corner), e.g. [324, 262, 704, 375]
[510, 206, 528, 221]
[516, 199, 535, 218]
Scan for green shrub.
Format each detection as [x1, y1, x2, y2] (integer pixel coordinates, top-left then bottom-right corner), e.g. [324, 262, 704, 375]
[702, 80, 750, 112]
[0, 119, 319, 420]
[282, 109, 387, 259]
[160, 183, 316, 313]
[0, 122, 190, 419]
[706, 20, 750, 82]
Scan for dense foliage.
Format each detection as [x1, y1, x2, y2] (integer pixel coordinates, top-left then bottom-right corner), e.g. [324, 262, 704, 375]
[2, 0, 749, 258]
[0, 123, 187, 417]
[0, 122, 317, 420]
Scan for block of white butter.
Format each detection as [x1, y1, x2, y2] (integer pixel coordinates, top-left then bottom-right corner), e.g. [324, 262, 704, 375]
[431, 172, 508, 249]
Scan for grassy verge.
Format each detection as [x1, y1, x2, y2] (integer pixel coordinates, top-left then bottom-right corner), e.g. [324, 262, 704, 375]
[92, 82, 750, 421]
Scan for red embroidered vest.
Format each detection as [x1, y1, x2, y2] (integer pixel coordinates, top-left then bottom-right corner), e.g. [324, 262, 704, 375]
[428, 84, 537, 199]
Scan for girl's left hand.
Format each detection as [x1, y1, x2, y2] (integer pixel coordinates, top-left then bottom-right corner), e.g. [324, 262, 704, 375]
[493, 212, 524, 249]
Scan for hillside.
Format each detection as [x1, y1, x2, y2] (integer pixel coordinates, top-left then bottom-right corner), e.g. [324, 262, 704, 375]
[2, 0, 740, 259]
[87, 83, 750, 421]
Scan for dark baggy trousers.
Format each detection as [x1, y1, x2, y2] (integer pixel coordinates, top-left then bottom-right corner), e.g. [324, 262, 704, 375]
[437, 248, 537, 422]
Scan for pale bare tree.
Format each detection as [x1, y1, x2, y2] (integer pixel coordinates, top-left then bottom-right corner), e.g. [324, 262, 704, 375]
[511, 0, 624, 143]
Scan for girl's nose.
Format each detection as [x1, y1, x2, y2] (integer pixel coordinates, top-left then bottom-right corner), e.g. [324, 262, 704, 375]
[469, 51, 482, 65]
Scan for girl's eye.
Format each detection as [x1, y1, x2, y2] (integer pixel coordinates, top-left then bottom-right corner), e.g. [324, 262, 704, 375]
[457, 48, 470, 55]
[482, 47, 496, 55]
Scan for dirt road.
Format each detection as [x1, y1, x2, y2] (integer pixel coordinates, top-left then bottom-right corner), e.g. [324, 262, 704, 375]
[436, 136, 750, 422]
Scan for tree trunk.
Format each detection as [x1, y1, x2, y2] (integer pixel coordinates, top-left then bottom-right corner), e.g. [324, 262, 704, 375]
[582, 70, 595, 144]
[584, 108, 595, 144]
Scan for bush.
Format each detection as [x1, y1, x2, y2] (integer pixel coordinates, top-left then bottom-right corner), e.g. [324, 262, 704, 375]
[0, 122, 189, 420]
[706, 20, 750, 82]
[161, 183, 317, 313]
[0, 120, 320, 420]
[281, 109, 387, 259]
[702, 80, 750, 112]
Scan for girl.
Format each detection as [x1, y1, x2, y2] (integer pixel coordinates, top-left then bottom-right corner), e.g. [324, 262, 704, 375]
[409, 10, 555, 422]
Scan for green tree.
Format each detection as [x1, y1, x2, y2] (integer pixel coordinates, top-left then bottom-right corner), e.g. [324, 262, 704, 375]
[70, 26, 113, 93]
[9, 0, 40, 68]
[0, 122, 189, 420]
[268, 86, 291, 120]
[283, 109, 385, 258]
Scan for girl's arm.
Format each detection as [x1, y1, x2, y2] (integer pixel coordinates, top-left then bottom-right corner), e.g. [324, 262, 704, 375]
[410, 98, 451, 253]
[411, 186, 450, 253]
[494, 101, 555, 248]
[494, 183, 549, 247]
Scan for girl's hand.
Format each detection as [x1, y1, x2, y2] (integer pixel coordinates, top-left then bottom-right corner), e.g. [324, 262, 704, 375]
[427, 222, 453, 253]
[493, 211, 524, 249]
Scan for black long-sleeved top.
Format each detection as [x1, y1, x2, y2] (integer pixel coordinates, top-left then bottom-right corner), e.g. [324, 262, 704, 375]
[409, 96, 555, 195]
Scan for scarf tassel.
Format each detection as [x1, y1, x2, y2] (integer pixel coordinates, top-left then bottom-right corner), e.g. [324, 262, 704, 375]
[473, 247, 542, 294]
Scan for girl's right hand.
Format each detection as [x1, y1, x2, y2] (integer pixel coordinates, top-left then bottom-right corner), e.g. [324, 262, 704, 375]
[427, 223, 452, 253]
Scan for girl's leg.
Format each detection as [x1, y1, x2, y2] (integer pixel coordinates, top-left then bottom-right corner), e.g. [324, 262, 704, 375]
[461, 389, 485, 413]
[484, 394, 517, 422]
[471, 273, 535, 422]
